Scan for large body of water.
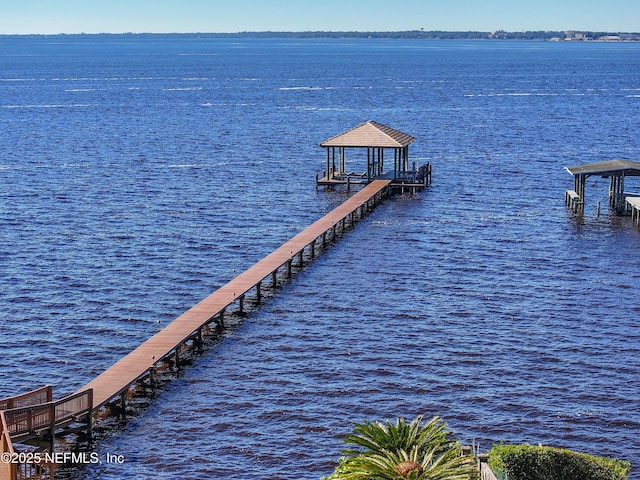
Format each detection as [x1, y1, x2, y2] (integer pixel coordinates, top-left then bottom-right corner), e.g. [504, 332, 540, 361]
[1, 36, 639, 479]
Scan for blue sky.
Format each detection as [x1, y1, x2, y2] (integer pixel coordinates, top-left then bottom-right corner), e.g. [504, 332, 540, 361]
[1, 0, 637, 34]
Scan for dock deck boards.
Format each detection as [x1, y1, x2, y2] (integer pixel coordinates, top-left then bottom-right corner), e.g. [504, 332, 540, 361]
[626, 196, 640, 226]
[625, 196, 640, 209]
[78, 180, 392, 409]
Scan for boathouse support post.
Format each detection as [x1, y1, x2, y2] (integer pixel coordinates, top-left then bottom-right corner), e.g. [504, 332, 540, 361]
[326, 148, 331, 180]
[610, 176, 617, 209]
[609, 176, 614, 207]
[572, 173, 586, 214]
[405, 146, 410, 172]
[608, 174, 626, 213]
[394, 148, 398, 178]
[332, 147, 337, 177]
[297, 250, 304, 268]
[619, 174, 626, 212]
[310, 239, 316, 258]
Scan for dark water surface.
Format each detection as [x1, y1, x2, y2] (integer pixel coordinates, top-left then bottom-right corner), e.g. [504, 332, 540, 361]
[1, 37, 639, 479]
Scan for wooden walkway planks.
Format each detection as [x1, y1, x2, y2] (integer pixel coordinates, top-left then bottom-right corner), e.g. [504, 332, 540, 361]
[627, 197, 640, 227]
[78, 180, 392, 410]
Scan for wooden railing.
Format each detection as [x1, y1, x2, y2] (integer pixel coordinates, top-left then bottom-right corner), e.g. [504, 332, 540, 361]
[0, 389, 92, 480]
[0, 387, 52, 412]
[1, 410, 54, 480]
[565, 189, 583, 213]
[3, 390, 92, 442]
[1, 411, 16, 480]
[477, 453, 500, 480]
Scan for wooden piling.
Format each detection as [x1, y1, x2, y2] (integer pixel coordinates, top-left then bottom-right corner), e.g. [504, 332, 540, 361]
[238, 294, 245, 314]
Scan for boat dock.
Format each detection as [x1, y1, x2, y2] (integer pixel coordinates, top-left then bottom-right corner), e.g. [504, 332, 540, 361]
[0, 178, 394, 480]
[316, 120, 432, 193]
[565, 159, 640, 215]
[0, 120, 432, 480]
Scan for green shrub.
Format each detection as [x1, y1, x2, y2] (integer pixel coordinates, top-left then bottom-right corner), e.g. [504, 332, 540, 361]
[488, 444, 631, 480]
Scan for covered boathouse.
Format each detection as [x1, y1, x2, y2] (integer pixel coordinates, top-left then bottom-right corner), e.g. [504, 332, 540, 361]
[316, 120, 431, 191]
[565, 159, 640, 215]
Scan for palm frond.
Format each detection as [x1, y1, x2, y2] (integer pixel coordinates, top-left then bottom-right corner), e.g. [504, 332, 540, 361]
[328, 415, 477, 480]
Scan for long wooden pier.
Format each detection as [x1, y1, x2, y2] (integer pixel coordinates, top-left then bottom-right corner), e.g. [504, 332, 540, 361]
[1, 180, 393, 479]
[79, 179, 392, 409]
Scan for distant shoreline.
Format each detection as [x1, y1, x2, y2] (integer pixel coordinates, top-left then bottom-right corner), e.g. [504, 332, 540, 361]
[2, 30, 639, 41]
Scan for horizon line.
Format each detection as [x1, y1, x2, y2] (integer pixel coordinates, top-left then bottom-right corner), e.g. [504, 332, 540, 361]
[2, 29, 640, 36]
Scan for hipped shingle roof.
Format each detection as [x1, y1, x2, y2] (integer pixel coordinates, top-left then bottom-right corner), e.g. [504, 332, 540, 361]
[319, 120, 416, 148]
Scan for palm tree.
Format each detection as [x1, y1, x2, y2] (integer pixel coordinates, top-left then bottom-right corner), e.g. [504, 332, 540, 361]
[325, 415, 477, 480]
